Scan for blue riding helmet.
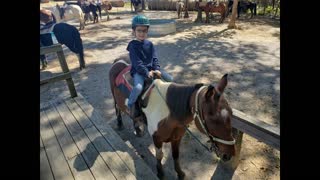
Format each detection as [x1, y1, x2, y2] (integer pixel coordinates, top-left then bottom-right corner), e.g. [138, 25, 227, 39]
[132, 15, 150, 29]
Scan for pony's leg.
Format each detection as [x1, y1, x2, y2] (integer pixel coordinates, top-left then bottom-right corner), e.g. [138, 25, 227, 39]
[177, 8, 179, 19]
[79, 18, 85, 30]
[205, 11, 209, 23]
[115, 103, 124, 130]
[97, 5, 102, 19]
[107, 10, 110, 21]
[40, 55, 48, 69]
[172, 137, 185, 180]
[153, 135, 164, 179]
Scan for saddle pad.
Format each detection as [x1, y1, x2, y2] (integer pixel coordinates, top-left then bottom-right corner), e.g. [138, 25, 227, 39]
[40, 23, 56, 34]
[142, 79, 172, 136]
[115, 65, 132, 90]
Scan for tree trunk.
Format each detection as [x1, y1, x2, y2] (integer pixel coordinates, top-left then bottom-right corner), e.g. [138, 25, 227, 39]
[228, 0, 238, 29]
[263, 0, 267, 15]
[272, 0, 275, 9]
[184, 0, 189, 18]
[273, 0, 280, 18]
[195, 0, 203, 23]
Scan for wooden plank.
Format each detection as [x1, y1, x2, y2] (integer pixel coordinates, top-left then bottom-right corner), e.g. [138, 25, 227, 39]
[40, 104, 75, 180]
[230, 128, 244, 169]
[40, 43, 77, 97]
[40, 44, 63, 55]
[45, 102, 95, 180]
[40, 135, 55, 180]
[231, 109, 280, 150]
[40, 72, 72, 85]
[51, 101, 116, 180]
[64, 98, 137, 180]
[56, 50, 77, 97]
[73, 94, 159, 180]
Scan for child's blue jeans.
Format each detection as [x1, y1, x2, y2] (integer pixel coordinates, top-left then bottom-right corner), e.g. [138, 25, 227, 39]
[127, 70, 173, 108]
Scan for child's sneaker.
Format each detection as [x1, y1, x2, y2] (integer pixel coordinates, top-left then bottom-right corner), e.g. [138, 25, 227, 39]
[125, 98, 137, 117]
[125, 98, 129, 108]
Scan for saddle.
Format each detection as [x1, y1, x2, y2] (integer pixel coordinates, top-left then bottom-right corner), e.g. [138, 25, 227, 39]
[114, 62, 157, 117]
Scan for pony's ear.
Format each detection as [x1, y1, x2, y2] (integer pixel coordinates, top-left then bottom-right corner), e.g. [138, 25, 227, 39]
[217, 74, 228, 93]
[205, 84, 215, 101]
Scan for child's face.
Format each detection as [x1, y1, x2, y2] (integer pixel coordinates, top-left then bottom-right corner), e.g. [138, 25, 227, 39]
[134, 26, 148, 41]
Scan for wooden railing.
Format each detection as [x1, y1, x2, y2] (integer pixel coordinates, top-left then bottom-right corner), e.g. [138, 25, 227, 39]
[231, 108, 280, 167]
[40, 44, 77, 98]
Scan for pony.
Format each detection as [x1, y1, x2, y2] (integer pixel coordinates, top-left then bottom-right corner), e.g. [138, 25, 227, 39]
[42, 4, 85, 30]
[64, 0, 103, 21]
[81, 1, 100, 24]
[101, 0, 112, 20]
[40, 22, 86, 70]
[176, 0, 185, 19]
[195, 1, 227, 23]
[131, 0, 142, 12]
[109, 59, 236, 179]
[227, 0, 257, 18]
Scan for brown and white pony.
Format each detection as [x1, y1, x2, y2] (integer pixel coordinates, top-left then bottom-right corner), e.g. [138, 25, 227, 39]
[109, 59, 235, 179]
[176, 0, 185, 19]
[42, 4, 85, 30]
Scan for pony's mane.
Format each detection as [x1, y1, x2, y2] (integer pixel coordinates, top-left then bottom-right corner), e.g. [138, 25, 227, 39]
[166, 83, 203, 120]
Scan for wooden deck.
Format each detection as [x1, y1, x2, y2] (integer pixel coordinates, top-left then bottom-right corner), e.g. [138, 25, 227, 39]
[40, 94, 158, 180]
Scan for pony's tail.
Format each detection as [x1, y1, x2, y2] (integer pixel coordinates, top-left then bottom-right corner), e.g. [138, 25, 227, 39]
[76, 36, 85, 68]
[52, 12, 57, 23]
[253, 3, 257, 16]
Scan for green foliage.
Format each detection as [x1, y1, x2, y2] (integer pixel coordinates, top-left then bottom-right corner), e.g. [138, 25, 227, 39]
[257, 5, 280, 16]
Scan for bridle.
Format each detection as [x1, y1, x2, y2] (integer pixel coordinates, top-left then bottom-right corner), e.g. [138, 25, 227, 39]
[191, 85, 235, 152]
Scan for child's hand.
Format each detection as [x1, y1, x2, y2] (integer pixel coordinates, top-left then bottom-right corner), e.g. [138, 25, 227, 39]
[153, 70, 162, 77]
[148, 71, 154, 78]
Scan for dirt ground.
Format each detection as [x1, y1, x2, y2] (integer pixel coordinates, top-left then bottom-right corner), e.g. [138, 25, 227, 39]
[40, 4, 280, 180]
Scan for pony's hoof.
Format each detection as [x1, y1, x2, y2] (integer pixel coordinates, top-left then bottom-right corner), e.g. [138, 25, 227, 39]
[178, 172, 186, 180]
[80, 65, 86, 70]
[117, 124, 124, 131]
[157, 172, 164, 180]
[134, 130, 143, 137]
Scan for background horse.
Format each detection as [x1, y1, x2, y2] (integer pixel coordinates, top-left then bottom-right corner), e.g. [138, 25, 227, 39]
[101, 1, 112, 20]
[81, 1, 100, 23]
[227, 0, 257, 18]
[40, 22, 86, 70]
[109, 59, 236, 179]
[131, 0, 142, 12]
[43, 4, 85, 30]
[176, 0, 185, 19]
[195, 1, 227, 23]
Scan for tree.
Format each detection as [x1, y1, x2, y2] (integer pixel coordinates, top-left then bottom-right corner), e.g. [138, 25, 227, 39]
[272, 0, 276, 9]
[273, 0, 280, 18]
[228, 0, 239, 29]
